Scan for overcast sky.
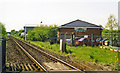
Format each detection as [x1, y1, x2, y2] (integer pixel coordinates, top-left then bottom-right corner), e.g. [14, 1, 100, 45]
[0, 0, 119, 32]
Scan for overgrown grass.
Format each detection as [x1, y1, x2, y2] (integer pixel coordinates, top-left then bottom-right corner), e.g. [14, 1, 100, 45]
[30, 41, 118, 64]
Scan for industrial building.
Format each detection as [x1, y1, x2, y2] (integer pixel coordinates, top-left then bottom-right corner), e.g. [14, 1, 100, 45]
[58, 19, 103, 40]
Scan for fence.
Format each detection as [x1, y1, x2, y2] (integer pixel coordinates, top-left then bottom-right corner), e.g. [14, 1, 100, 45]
[102, 32, 120, 47]
[65, 34, 102, 46]
[0, 38, 6, 72]
[65, 33, 120, 47]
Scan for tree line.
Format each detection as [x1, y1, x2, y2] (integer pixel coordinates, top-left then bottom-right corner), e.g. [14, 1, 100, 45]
[102, 14, 119, 37]
[10, 14, 119, 43]
[11, 29, 24, 38]
[0, 22, 7, 39]
[11, 24, 59, 42]
[27, 25, 59, 41]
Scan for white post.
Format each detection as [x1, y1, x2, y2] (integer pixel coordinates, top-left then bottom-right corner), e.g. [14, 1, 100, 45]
[60, 39, 62, 51]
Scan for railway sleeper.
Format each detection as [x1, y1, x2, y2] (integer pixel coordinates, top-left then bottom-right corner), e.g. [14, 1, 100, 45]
[5, 63, 40, 71]
[31, 64, 37, 71]
[10, 37, 85, 73]
[24, 63, 29, 71]
[33, 63, 44, 71]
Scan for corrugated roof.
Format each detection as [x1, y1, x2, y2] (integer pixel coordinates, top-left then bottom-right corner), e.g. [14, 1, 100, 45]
[60, 19, 101, 28]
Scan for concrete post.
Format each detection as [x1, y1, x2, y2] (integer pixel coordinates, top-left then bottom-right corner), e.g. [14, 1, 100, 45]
[60, 39, 63, 51]
[60, 39, 66, 52]
[60, 33, 67, 53]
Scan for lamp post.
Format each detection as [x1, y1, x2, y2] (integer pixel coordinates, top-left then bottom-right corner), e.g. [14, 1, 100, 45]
[24, 25, 27, 41]
[40, 21, 42, 26]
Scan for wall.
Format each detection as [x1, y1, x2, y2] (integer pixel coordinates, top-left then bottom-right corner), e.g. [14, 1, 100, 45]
[58, 28, 102, 40]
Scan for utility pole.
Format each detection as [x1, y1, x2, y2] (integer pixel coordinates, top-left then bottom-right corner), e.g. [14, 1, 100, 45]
[24, 26, 27, 41]
[40, 21, 42, 26]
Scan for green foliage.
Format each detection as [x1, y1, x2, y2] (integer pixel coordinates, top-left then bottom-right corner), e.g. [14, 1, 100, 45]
[99, 24, 104, 28]
[102, 14, 119, 46]
[0, 22, 7, 39]
[11, 30, 17, 35]
[27, 24, 58, 41]
[102, 29, 120, 46]
[105, 14, 118, 31]
[30, 41, 117, 64]
[11, 29, 24, 38]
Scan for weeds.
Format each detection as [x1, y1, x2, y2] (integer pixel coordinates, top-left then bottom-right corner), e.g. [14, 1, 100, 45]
[29, 41, 118, 64]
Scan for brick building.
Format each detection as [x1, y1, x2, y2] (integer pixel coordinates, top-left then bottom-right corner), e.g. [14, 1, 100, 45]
[58, 19, 103, 40]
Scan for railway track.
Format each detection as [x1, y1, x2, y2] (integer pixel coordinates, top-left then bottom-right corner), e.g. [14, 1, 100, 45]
[5, 63, 41, 72]
[6, 38, 44, 72]
[6, 36, 85, 73]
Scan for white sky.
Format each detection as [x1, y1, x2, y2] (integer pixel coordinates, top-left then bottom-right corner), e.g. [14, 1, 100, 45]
[0, 0, 119, 32]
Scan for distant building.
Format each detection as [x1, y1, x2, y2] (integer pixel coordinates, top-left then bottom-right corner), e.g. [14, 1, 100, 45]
[58, 19, 103, 40]
[24, 26, 35, 33]
[7, 32, 11, 36]
[24, 25, 38, 40]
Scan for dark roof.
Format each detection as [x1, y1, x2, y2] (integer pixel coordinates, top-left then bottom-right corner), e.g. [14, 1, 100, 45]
[24, 26, 35, 28]
[7, 32, 11, 34]
[60, 19, 101, 28]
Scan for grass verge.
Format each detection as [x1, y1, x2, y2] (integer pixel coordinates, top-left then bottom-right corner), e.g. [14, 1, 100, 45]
[30, 41, 118, 64]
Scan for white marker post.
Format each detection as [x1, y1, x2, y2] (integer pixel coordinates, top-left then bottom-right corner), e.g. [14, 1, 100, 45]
[60, 39, 63, 51]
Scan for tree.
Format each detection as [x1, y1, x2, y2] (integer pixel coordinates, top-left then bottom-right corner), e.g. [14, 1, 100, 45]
[11, 30, 17, 35]
[105, 14, 118, 31]
[99, 24, 104, 28]
[0, 22, 7, 39]
[27, 24, 59, 41]
[105, 14, 119, 46]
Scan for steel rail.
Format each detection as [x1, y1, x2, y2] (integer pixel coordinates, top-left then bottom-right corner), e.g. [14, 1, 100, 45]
[13, 39, 48, 73]
[13, 37, 85, 73]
